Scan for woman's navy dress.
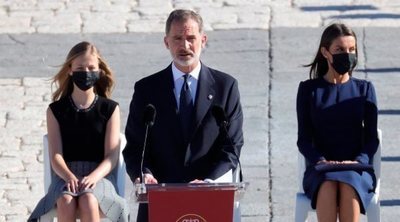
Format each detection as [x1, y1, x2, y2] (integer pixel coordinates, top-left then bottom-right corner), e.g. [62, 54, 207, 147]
[296, 77, 379, 214]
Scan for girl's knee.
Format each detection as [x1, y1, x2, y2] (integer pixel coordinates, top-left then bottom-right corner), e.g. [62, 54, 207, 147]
[57, 194, 76, 206]
[57, 194, 77, 215]
[78, 193, 99, 211]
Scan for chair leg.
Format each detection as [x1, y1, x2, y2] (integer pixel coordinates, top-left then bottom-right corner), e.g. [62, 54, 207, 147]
[367, 195, 380, 222]
[295, 193, 311, 222]
[233, 201, 241, 222]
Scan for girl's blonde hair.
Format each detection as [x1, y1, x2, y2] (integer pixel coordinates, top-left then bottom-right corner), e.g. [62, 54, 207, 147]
[51, 41, 115, 101]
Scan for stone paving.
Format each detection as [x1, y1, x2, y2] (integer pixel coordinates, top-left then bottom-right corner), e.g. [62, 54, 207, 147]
[0, 0, 399, 34]
[1, 0, 400, 221]
[0, 77, 49, 221]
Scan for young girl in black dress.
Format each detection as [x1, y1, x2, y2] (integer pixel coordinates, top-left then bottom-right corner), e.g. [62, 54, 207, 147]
[29, 42, 128, 222]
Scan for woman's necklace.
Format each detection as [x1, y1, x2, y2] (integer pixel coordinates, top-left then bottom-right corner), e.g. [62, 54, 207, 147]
[69, 94, 98, 112]
[78, 101, 91, 109]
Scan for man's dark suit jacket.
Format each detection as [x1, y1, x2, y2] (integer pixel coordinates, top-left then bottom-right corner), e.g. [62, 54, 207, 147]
[123, 63, 244, 184]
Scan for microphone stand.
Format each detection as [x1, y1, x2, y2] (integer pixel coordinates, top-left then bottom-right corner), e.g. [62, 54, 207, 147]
[138, 123, 150, 195]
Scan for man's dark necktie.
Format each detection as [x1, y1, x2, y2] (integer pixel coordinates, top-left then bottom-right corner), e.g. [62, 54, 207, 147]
[179, 74, 194, 143]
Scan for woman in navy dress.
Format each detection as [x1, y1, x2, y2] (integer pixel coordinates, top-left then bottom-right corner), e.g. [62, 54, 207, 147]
[296, 23, 378, 221]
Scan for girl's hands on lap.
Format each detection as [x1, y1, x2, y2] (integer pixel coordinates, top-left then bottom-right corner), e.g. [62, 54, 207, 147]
[65, 175, 79, 193]
[79, 175, 98, 191]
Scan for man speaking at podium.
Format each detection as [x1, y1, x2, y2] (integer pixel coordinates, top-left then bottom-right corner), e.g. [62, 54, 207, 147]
[123, 9, 244, 221]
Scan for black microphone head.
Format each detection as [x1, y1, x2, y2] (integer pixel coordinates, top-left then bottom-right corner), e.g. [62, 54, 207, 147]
[144, 104, 156, 126]
[212, 105, 227, 127]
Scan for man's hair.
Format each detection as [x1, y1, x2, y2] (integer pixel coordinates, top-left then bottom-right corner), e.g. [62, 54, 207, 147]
[165, 9, 204, 34]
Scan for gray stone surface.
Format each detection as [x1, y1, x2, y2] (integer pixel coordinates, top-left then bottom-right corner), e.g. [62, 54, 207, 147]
[1, 0, 400, 34]
[0, 0, 400, 221]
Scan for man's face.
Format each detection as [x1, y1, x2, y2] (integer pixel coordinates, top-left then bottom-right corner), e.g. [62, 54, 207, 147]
[164, 18, 207, 72]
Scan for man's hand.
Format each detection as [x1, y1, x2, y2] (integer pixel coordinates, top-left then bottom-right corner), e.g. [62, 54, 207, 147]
[135, 173, 158, 184]
[189, 179, 205, 183]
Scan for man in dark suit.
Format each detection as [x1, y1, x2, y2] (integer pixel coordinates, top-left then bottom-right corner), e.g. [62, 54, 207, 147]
[123, 9, 244, 221]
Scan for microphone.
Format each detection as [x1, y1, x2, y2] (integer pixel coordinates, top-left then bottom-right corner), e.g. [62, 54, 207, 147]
[143, 104, 156, 126]
[212, 105, 243, 182]
[139, 104, 156, 194]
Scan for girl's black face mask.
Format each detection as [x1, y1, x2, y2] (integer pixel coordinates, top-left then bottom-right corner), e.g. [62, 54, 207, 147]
[330, 52, 357, 75]
[71, 71, 100, 91]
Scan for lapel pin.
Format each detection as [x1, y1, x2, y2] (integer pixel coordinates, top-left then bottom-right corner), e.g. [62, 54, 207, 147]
[208, 94, 213, 100]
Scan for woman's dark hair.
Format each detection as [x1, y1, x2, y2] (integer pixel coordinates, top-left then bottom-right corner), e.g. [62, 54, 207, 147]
[305, 23, 358, 79]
